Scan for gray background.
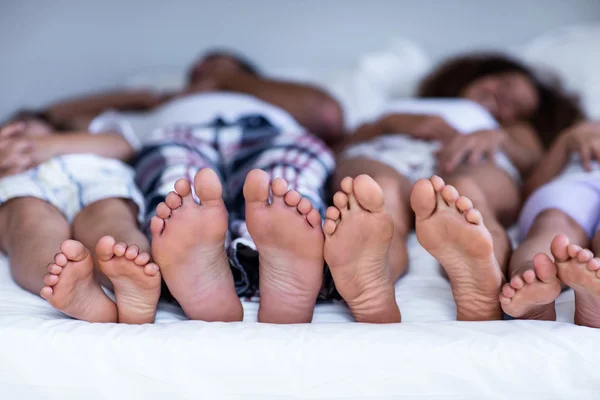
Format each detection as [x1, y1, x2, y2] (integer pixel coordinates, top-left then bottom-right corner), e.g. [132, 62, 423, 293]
[1, 0, 599, 120]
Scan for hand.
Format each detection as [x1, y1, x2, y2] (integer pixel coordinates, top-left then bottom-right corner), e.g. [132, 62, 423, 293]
[381, 114, 461, 142]
[562, 121, 600, 171]
[0, 123, 34, 177]
[436, 129, 507, 173]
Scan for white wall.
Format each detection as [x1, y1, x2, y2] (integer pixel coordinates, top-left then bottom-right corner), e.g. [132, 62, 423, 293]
[1, 0, 599, 120]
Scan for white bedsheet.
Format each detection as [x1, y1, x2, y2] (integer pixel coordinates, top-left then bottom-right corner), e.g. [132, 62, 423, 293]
[1, 234, 599, 399]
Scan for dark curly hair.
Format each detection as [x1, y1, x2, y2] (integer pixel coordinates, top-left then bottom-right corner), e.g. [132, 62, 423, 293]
[418, 53, 584, 148]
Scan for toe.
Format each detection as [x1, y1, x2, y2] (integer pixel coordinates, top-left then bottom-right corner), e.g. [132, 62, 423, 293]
[134, 252, 151, 266]
[243, 169, 271, 206]
[284, 190, 302, 207]
[95, 236, 117, 262]
[194, 168, 224, 207]
[333, 191, 349, 212]
[455, 196, 473, 213]
[577, 249, 593, 263]
[60, 240, 89, 262]
[54, 252, 67, 267]
[323, 219, 337, 236]
[510, 275, 524, 289]
[441, 185, 459, 206]
[533, 253, 558, 283]
[271, 178, 289, 200]
[567, 244, 582, 259]
[325, 206, 340, 221]
[410, 178, 436, 220]
[353, 174, 385, 212]
[550, 234, 571, 262]
[341, 177, 359, 209]
[48, 263, 62, 275]
[150, 216, 165, 237]
[306, 208, 322, 228]
[125, 245, 140, 260]
[430, 175, 445, 192]
[297, 198, 312, 215]
[156, 202, 171, 219]
[502, 283, 516, 298]
[174, 178, 192, 198]
[144, 263, 160, 276]
[40, 286, 53, 300]
[43, 273, 59, 286]
[114, 242, 127, 257]
[522, 269, 536, 284]
[165, 192, 182, 210]
[465, 208, 482, 225]
[587, 258, 600, 271]
[499, 294, 511, 305]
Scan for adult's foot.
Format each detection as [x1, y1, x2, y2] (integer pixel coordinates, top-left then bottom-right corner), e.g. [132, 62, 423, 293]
[499, 255, 561, 320]
[97, 236, 161, 324]
[40, 240, 117, 322]
[244, 169, 324, 324]
[151, 168, 242, 322]
[551, 234, 600, 328]
[324, 175, 400, 323]
[410, 176, 504, 321]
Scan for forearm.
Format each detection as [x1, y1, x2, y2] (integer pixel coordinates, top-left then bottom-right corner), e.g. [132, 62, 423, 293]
[45, 90, 159, 128]
[223, 74, 344, 142]
[500, 136, 542, 177]
[38, 132, 136, 162]
[523, 134, 570, 197]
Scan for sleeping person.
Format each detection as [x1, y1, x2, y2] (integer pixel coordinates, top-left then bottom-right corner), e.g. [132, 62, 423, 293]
[327, 53, 582, 322]
[87, 51, 345, 324]
[0, 116, 160, 324]
[500, 121, 600, 328]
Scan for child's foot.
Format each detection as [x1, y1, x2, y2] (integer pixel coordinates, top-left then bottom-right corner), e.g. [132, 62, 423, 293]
[499, 255, 561, 320]
[97, 236, 161, 324]
[151, 168, 242, 322]
[410, 176, 504, 321]
[551, 234, 600, 328]
[40, 240, 117, 322]
[324, 175, 400, 323]
[244, 169, 324, 324]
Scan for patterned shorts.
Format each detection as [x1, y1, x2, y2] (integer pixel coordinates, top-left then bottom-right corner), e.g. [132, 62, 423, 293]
[133, 114, 337, 299]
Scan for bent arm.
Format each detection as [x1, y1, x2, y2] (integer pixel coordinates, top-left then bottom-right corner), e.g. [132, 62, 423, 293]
[222, 74, 344, 143]
[500, 123, 544, 177]
[523, 134, 570, 197]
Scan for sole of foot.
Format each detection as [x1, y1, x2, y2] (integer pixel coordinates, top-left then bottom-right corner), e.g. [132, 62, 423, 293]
[410, 175, 504, 321]
[550, 234, 600, 328]
[151, 168, 243, 322]
[323, 175, 400, 323]
[244, 169, 324, 324]
[499, 255, 561, 320]
[97, 236, 161, 324]
[40, 240, 117, 322]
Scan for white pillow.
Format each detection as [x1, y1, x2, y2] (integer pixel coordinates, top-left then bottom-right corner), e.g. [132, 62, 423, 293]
[512, 22, 600, 119]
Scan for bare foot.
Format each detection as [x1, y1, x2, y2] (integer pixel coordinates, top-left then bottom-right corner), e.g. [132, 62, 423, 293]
[150, 168, 242, 322]
[410, 176, 504, 321]
[244, 169, 324, 324]
[551, 234, 600, 328]
[324, 175, 400, 323]
[499, 254, 561, 320]
[40, 240, 117, 322]
[96, 236, 161, 324]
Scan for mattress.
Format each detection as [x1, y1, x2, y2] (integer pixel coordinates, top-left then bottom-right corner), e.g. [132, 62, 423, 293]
[1, 233, 598, 399]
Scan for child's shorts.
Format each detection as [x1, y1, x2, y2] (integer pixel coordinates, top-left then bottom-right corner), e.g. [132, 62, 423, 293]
[0, 154, 145, 223]
[341, 134, 521, 184]
[518, 164, 600, 241]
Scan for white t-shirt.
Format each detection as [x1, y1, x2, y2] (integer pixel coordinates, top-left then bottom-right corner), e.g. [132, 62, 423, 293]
[89, 92, 303, 147]
[381, 98, 500, 135]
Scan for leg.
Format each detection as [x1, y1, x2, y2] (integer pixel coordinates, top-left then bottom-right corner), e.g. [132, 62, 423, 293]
[442, 164, 518, 275]
[324, 157, 408, 323]
[231, 131, 335, 323]
[72, 198, 160, 324]
[411, 176, 504, 321]
[501, 178, 599, 320]
[0, 197, 116, 322]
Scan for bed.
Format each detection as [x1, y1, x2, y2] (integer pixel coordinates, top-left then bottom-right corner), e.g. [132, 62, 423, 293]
[2, 23, 600, 399]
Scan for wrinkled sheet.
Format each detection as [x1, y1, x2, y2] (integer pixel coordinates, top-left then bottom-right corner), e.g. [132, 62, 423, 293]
[1, 234, 598, 399]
